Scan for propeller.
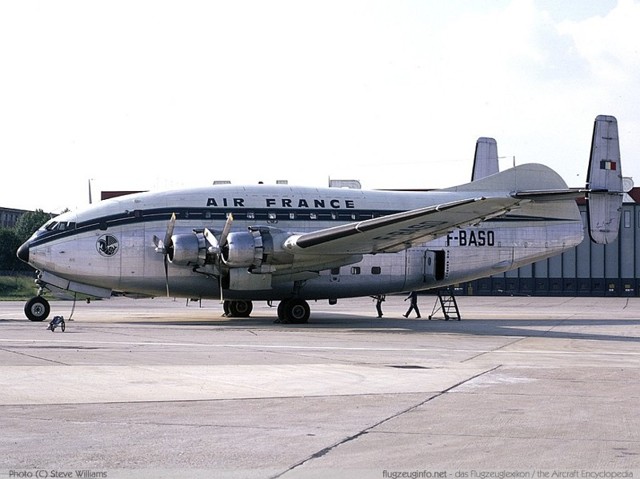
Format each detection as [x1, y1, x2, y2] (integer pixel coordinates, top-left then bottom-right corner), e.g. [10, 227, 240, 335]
[203, 213, 234, 302]
[204, 213, 233, 255]
[153, 213, 176, 297]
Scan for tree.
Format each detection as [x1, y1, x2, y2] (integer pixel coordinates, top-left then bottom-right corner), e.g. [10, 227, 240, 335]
[0, 228, 23, 272]
[14, 209, 52, 243]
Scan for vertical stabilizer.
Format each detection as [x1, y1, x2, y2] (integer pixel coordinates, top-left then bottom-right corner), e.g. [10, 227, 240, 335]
[471, 137, 499, 181]
[586, 115, 623, 244]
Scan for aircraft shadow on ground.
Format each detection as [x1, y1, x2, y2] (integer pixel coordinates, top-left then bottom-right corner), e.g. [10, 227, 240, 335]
[108, 313, 640, 344]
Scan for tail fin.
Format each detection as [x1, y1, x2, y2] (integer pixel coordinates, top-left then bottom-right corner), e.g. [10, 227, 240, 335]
[471, 137, 499, 181]
[586, 115, 623, 244]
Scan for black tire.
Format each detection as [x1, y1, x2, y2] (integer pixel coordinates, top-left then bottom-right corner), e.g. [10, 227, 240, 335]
[283, 299, 310, 324]
[25, 297, 50, 322]
[228, 300, 253, 318]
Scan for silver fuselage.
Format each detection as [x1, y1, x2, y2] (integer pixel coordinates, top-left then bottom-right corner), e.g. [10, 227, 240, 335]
[19, 178, 583, 301]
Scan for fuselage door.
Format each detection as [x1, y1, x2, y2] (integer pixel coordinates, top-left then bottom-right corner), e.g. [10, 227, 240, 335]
[425, 250, 446, 281]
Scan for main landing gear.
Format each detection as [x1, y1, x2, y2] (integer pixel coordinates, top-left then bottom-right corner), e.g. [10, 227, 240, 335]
[222, 300, 253, 318]
[276, 299, 310, 324]
[222, 299, 310, 324]
[24, 296, 51, 322]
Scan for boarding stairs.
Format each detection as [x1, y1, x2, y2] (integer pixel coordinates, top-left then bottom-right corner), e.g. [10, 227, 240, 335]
[428, 288, 461, 321]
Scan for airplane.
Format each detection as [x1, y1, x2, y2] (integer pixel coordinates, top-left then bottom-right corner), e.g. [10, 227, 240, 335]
[16, 115, 627, 324]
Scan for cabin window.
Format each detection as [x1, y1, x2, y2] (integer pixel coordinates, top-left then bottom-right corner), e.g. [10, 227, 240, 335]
[268, 212, 277, 220]
[351, 267, 361, 275]
[247, 212, 255, 220]
[289, 212, 295, 220]
[330, 267, 340, 275]
[371, 266, 381, 275]
[310, 213, 317, 220]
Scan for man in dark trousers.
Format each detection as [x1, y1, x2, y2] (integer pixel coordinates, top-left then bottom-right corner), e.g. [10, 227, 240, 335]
[403, 291, 421, 318]
[371, 294, 385, 318]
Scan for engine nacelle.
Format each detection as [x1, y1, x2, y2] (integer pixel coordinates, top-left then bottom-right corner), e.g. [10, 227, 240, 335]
[222, 227, 295, 271]
[168, 233, 207, 266]
[223, 231, 264, 268]
[165, 226, 295, 271]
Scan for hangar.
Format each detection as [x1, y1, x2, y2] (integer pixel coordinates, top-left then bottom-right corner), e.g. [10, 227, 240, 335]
[457, 189, 640, 297]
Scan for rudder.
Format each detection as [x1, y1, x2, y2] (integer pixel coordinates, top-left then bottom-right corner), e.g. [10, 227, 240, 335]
[586, 115, 623, 244]
[471, 137, 499, 181]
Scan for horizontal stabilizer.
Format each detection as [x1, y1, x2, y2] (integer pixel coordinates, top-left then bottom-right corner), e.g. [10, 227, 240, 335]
[472, 137, 499, 181]
[587, 115, 623, 244]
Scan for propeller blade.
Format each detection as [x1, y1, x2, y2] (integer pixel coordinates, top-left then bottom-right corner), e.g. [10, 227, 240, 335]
[219, 213, 234, 248]
[204, 214, 233, 255]
[152, 213, 176, 297]
[164, 255, 170, 297]
[203, 214, 233, 304]
[203, 228, 220, 253]
[153, 214, 176, 254]
[164, 213, 176, 249]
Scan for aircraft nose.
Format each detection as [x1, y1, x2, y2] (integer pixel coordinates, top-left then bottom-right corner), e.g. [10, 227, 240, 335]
[17, 241, 29, 263]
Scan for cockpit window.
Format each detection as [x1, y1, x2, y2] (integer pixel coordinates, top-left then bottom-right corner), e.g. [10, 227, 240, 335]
[43, 221, 75, 232]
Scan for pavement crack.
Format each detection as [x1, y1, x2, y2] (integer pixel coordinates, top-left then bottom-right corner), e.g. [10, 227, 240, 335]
[270, 365, 501, 479]
[0, 347, 69, 365]
[462, 337, 526, 363]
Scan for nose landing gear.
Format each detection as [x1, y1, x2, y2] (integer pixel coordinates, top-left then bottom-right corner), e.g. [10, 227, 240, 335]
[24, 296, 50, 322]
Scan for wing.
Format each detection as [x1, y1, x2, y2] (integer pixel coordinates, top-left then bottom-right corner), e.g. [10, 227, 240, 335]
[284, 195, 521, 255]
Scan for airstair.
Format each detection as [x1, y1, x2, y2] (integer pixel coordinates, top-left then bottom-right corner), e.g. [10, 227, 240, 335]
[428, 288, 461, 321]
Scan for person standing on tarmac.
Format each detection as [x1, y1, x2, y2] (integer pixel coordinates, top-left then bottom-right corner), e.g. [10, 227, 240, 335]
[371, 294, 385, 318]
[403, 291, 421, 318]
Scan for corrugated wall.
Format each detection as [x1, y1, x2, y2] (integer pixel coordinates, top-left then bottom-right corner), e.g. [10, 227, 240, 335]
[458, 203, 639, 297]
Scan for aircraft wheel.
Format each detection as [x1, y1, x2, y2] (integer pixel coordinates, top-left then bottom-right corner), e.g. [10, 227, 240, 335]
[282, 299, 310, 324]
[25, 296, 50, 322]
[228, 300, 253, 318]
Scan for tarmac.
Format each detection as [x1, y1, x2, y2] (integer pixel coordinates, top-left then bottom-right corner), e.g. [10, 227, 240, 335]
[0, 295, 639, 478]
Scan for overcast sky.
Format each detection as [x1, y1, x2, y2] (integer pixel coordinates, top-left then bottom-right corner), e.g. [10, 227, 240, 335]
[1, 0, 638, 213]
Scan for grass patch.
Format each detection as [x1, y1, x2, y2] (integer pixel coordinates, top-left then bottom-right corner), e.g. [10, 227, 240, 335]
[0, 275, 39, 300]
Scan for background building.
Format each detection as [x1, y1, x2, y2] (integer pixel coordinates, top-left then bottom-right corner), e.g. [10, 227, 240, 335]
[0, 207, 28, 229]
